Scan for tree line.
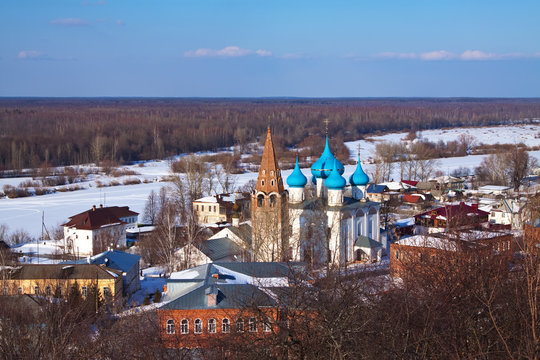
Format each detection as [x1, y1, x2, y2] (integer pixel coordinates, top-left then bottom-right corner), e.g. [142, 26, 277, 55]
[1, 97, 539, 171]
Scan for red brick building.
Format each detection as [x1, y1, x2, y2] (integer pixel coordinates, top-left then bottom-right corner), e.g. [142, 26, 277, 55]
[389, 230, 514, 279]
[158, 262, 303, 349]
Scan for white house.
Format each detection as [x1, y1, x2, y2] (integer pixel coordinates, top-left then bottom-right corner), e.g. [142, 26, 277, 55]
[62, 205, 138, 256]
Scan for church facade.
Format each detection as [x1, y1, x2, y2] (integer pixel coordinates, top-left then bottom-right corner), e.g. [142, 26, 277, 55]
[251, 128, 381, 267]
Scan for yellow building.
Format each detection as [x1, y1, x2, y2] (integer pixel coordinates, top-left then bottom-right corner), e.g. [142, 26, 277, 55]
[0, 264, 123, 301]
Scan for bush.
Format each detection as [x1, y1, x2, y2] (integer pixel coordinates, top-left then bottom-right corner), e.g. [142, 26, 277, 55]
[123, 177, 141, 186]
[153, 289, 162, 303]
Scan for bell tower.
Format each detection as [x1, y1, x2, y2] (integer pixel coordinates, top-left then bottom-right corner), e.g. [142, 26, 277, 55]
[251, 126, 289, 262]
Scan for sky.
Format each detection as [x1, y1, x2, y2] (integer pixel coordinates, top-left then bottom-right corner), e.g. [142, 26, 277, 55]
[1, 0, 539, 97]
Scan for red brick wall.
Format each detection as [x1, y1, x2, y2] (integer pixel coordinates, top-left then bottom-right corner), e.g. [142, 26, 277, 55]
[158, 308, 278, 349]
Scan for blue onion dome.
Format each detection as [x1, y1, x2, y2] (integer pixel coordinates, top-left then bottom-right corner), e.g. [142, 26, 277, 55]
[349, 156, 369, 186]
[325, 159, 346, 190]
[287, 157, 308, 188]
[311, 136, 344, 179]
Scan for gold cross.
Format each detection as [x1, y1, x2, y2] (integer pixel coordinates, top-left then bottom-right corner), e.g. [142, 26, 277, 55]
[323, 118, 330, 135]
[357, 143, 362, 158]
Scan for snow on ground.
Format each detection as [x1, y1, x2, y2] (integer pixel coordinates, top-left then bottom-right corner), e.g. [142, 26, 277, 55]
[345, 124, 540, 162]
[1, 125, 539, 239]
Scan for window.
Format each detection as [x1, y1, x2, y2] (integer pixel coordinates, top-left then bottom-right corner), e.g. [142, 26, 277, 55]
[271, 179, 275, 187]
[82, 286, 88, 297]
[201, 205, 205, 212]
[257, 194, 264, 207]
[269, 194, 277, 207]
[208, 318, 216, 333]
[236, 318, 244, 332]
[56, 286, 62, 297]
[261, 180, 265, 187]
[249, 317, 257, 332]
[263, 317, 272, 332]
[18, 287, 22, 295]
[3, 287, 7, 295]
[103, 287, 111, 297]
[395, 250, 399, 260]
[34, 286, 39, 295]
[270, 170, 274, 176]
[222, 318, 230, 333]
[166, 319, 175, 334]
[46, 286, 51, 296]
[86, 235, 89, 239]
[194, 319, 202, 334]
[181, 319, 189, 334]
[196, 205, 199, 211]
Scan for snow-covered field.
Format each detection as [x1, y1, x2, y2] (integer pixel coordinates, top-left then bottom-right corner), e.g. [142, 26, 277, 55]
[1, 124, 539, 239]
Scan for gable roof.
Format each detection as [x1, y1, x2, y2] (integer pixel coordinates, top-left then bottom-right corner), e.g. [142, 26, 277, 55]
[195, 237, 244, 261]
[161, 283, 277, 310]
[415, 202, 489, 221]
[366, 184, 387, 194]
[63, 249, 140, 273]
[62, 206, 138, 230]
[402, 194, 423, 204]
[355, 235, 383, 249]
[1, 264, 122, 280]
[401, 180, 418, 187]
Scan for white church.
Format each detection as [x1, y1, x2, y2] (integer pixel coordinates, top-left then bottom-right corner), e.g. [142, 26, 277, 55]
[250, 127, 382, 267]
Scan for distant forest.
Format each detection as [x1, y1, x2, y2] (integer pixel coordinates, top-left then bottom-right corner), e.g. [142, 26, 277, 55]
[1, 97, 540, 171]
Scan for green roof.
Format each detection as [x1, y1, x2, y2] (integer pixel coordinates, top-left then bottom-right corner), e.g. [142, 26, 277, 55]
[354, 235, 382, 249]
[161, 283, 277, 310]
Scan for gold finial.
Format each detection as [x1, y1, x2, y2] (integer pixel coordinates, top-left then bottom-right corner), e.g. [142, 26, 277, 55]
[323, 118, 330, 136]
[357, 143, 362, 158]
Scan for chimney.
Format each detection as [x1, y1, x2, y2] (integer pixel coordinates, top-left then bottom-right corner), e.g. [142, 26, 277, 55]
[205, 285, 219, 306]
[92, 205, 96, 211]
[232, 217, 240, 227]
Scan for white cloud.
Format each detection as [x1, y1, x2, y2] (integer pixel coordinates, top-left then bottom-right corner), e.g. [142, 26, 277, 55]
[17, 50, 46, 60]
[460, 50, 497, 60]
[255, 49, 272, 57]
[373, 49, 540, 61]
[419, 50, 456, 60]
[185, 46, 271, 58]
[50, 18, 90, 26]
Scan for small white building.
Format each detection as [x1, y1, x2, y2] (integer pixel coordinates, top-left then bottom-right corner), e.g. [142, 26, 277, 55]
[62, 205, 138, 256]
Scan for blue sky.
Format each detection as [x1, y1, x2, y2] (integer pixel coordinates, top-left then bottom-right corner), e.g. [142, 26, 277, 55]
[1, 0, 539, 97]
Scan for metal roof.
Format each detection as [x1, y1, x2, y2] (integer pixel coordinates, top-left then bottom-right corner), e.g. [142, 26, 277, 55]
[63, 250, 140, 273]
[196, 237, 243, 261]
[162, 283, 277, 310]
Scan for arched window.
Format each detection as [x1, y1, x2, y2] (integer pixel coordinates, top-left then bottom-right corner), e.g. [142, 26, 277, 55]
[271, 179, 275, 187]
[236, 318, 244, 332]
[181, 319, 189, 334]
[222, 318, 230, 333]
[45, 286, 51, 296]
[34, 286, 39, 295]
[194, 319, 202, 334]
[208, 318, 216, 333]
[395, 250, 399, 260]
[166, 319, 175, 334]
[81, 286, 87, 297]
[263, 317, 272, 332]
[249, 317, 257, 332]
[257, 194, 264, 207]
[269, 194, 277, 207]
[261, 180, 265, 187]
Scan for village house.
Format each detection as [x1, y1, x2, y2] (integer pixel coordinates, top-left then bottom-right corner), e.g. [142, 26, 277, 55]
[0, 264, 123, 301]
[158, 262, 304, 349]
[62, 249, 141, 297]
[389, 230, 514, 279]
[192, 193, 248, 225]
[62, 205, 138, 256]
[414, 202, 489, 234]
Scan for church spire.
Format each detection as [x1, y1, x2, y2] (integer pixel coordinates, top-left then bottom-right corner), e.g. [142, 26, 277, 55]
[256, 126, 284, 194]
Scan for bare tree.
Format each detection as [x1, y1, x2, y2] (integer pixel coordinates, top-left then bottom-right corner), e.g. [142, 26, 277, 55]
[143, 189, 160, 224]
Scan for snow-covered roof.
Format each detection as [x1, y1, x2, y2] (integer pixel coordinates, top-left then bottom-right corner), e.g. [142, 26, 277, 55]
[194, 196, 218, 203]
